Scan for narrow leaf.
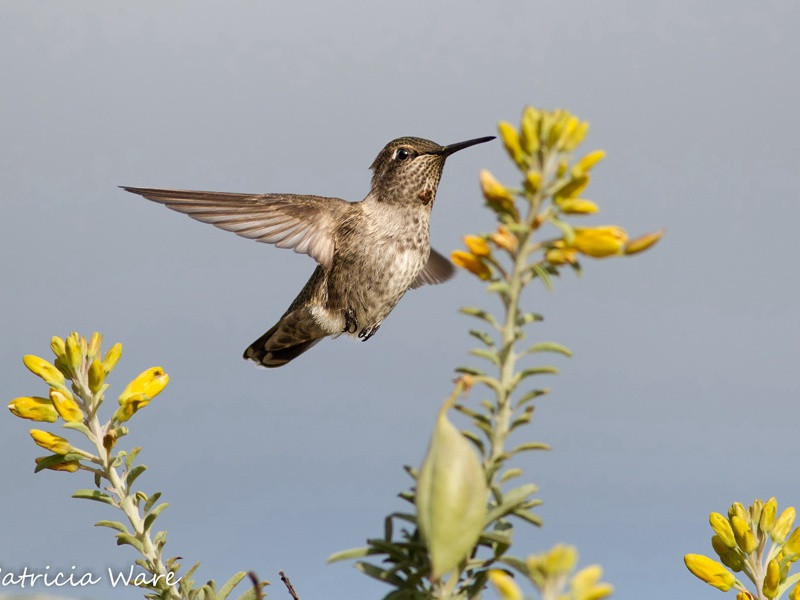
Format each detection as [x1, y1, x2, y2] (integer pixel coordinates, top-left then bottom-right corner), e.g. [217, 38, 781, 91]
[218, 571, 247, 600]
[72, 489, 116, 506]
[143, 491, 162, 513]
[500, 468, 523, 483]
[455, 366, 486, 376]
[468, 330, 495, 348]
[460, 307, 500, 329]
[470, 348, 500, 366]
[513, 509, 543, 526]
[523, 341, 572, 357]
[125, 446, 142, 470]
[327, 547, 373, 563]
[516, 312, 544, 326]
[512, 442, 551, 453]
[354, 562, 405, 586]
[485, 483, 539, 524]
[530, 264, 553, 290]
[116, 532, 145, 553]
[62, 421, 92, 436]
[515, 388, 549, 408]
[126, 464, 147, 488]
[95, 520, 129, 534]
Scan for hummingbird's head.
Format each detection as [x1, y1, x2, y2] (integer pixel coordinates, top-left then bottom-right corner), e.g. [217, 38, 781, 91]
[369, 136, 494, 206]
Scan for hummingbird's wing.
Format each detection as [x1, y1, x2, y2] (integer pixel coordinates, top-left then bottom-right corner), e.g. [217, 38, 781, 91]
[121, 187, 349, 269]
[410, 248, 455, 289]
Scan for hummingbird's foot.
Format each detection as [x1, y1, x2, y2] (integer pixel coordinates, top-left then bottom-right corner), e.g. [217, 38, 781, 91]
[358, 324, 380, 341]
[343, 308, 358, 334]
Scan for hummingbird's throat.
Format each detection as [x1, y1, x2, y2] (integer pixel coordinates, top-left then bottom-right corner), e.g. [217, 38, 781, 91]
[418, 189, 434, 206]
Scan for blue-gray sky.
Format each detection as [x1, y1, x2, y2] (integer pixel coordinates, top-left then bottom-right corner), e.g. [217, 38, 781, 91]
[2, 2, 799, 599]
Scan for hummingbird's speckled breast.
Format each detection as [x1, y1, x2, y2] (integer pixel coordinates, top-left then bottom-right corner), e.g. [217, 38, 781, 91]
[325, 198, 432, 333]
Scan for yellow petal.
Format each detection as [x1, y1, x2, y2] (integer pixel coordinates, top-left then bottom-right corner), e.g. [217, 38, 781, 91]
[731, 515, 757, 553]
[88, 358, 105, 394]
[489, 226, 518, 252]
[8, 396, 59, 422]
[479, 169, 517, 214]
[684, 554, 736, 591]
[760, 498, 778, 535]
[102, 342, 123, 374]
[451, 250, 492, 280]
[764, 559, 780, 599]
[573, 226, 628, 258]
[624, 229, 664, 255]
[785, 527, 800, 558]
[463, 235, 491, 257]
[35, 455, 80, 473]
[119, 367, 169, 404]
[557, 198, 599, 215]
[772, 507, 796, 543]
[88, 332, 103, 360]
[498, 121, 525, 166]
[50, 388, 83, 423]
[488, 570, 523, 600]
[23, 355, 65, 386]
[50, 336, 66, 358]
[30, 429, 71, 454]
[709, 512, 736, 548]
[577, 150, 606, 172]
[64, 334, 83, 373]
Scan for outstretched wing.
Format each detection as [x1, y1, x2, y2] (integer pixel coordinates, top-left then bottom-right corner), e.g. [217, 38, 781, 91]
[411, 247, 455, 289]
[121, 187, 351, 269]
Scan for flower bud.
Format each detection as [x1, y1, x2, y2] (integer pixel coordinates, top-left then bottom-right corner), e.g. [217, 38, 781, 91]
[116, 366, 169, 422]
[731, 516, 757, 554]
[546, 247, 578, 265]
[763, 559, 781, 599]
[30, 429, 71, 455]
[576, 150, 606, 172]
[760, 498, 778, 535]
[772, 507, 796, 543]
[488, 570, 522, 600]
[573, 226, 627, 258]
[479, 170, 517, 215]
[709, 512, 736, 548]
[737, 592, 755, 600]
[563, 120, 589, 151]
[712, 535, 745, 572]
[35, 455, 80, 473]
[520, 106, 541, 154]
[463, 235, 490, 258]
[88, 359, 105, 394]
[543, 544, 578, 576]
[8, 396, 59, 422]
[416, 400, 488, 579]
[50, 336, 66, 358]
[22, 355, 65, 387]
[557, 198, 599, 215]
[571, 564, 613, 600]
[489, 226, 517, 252]
[102, 342, 123, 374]
[64, 334, 83, 373]
[684, 554, 736, 591]
[785, 527, 800, 558]
[87, 332, 102, 361]
[451, 250, 491, 281]
[729, 502, 747, 521]
[790, 583, 800, 600]
[50, 388, 83, 423]
[524, 171, 542, 195]
[498, 121, 526, 166]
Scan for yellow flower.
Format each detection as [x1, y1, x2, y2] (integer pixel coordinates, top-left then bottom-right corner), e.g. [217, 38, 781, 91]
[624, 229, 664, 255]
[22, 355, 65, 387]
[773, 507, 796, 543]
[8, 396, 59, 422]
[30, 429, 71, 455]
[35, 455, 80, 473]
[761, 498, 778, 535]
[764, 559, 780, 599]
[463, 235, 490, 257]
[571, 564, 613, 600]
[785, 527, 800, 558]
[88, 359, 105, 394]
[790, 583, 800, 600]
[684, 554, 736, 591]
[524, 171, 542, 195]
[576, 150, 606, 172]
[488, 570, 522, 600]
[498, 121, 525, 166]
[64, 333, 83, 373]
[50, 336, 66, 358]
[709, 512, 736, 548]
[451, 250, 491, 280]
[87, 332, 103, 360]
[542, 544, 578, 576]
[102, 342, 123, 373]
[479, 169, 517, 214]
[520, 106, 541, 154]
[563, 120, 589, 151]
[489, 226, 518, 252]
[731, 515, 757, 553]
[116, 366, 169, 422]
[546, 244, 578, 265]
[50, 388, 83, 423]
[557, 198, 599, 215]
[573, 226, 627, 258]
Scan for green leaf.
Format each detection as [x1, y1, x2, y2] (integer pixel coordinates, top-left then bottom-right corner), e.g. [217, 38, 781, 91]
[183, 561, 202, 582]
[218, 571, 247, 600]
[126, 464, 147, 488]
[93, 472, 102, 488]
[479, 529, 513, 547]
[455, 366, 486, 376]
[143, 491, 162, 513]
[470, 348, 500, 366]
[125, 446, 142, 470]
[530, 263, 553, 290]
[499, 556, 530, 577]
[511, 442, 551, 454]
[453, 404, 490, 424]
[485, 483, 539, 525]
[523, 341, 572, 357]
[62, 421, 92, 436]
[354, 562, 405, 586]
[513, 509, 543, 526]
[144, 503, 169, 532]
[486, 281, 510, 295]
[327, 547, 373, 563]
[116, 532, 145, 553]
[468, 329, 495, 348]
[515, 388, 550, 408]
[95, 520, 129, 534]
[515, 366, 560, 386]
[516, 312, 544, 326]
[460, 307, 500, 329]
[72, 489, 116, 506]
[548, 215, 576, 245]
[500, 468, 523, 483]
[461, 430, 485, 455]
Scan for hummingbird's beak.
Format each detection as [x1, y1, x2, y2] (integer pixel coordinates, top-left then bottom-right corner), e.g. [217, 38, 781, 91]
[434, 136, 496, 157]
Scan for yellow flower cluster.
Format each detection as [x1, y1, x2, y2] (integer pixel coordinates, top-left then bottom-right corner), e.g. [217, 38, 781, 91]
[685, 498, 800, 599]
[8, 332, 169, 473]
[489, 545, 613, 600]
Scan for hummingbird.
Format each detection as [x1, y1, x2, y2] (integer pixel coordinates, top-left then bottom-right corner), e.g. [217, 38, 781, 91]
[122, 135, 494, 367]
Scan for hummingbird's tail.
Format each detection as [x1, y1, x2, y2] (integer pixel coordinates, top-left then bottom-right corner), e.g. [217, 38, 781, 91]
[243, 308, 326, 368]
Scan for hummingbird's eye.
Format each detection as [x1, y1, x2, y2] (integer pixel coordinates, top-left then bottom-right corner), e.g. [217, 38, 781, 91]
[394, 147, 411, 161]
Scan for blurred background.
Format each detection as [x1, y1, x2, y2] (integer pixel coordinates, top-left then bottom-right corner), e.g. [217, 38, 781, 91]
[1, 2, 799, 599]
